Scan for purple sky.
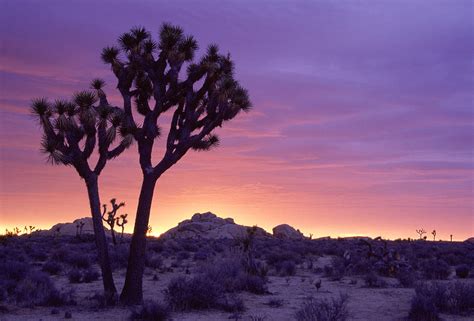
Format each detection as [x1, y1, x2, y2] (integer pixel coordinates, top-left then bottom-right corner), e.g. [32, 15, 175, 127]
[1, 1, 473, 240]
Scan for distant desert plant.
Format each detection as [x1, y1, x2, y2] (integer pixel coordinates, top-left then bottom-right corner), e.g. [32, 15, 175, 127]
[129, 300, 171, 321]
[295, 294, 349, 321]
[416, 229, 427, 240]
[431, 230, 436, 241]
[76, 221, 85, 238]
[116, 213, 128, 240]
[102, 198, 126, 245]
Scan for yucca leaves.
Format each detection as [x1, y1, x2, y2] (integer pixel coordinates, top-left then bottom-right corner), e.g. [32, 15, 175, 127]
[179, 35, 198, 61]
[191, 134, 220, 151]
[91, 78, 106, 90]
[31, 98, 51, 117]
[40, 134, 70, 165]
[74, 91, 97, 108]
[101, 46, 120, 64]
[159, 23, 183, 51]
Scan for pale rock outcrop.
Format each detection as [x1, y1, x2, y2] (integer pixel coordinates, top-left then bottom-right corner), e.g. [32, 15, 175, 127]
[36, 217, 100, 236]
[272, 224, 305, 239]
[161, 212, 269, 239]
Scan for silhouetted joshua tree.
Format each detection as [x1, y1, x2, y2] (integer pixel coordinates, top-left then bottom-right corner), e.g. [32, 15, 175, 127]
[431, 229, 436, 241]
[116, 213, 128, 240]
[76, 221, 85, 238]
[416, 228, 426, 240]
[99, 24, 250, 304]
[30, 83, 133, 304]
[450, 234, 453, 242]
[102, 198, 125, 245]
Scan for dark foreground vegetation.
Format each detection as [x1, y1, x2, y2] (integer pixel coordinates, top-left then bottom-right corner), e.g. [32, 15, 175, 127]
[0, 233, 473, 320]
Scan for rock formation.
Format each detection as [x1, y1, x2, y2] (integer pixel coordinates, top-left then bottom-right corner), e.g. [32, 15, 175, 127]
[272, 224, 305, 240]
[161, 212, 269, 239]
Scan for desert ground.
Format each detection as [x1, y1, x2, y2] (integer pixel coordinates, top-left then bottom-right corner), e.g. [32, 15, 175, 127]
[1, 215, 473, 321]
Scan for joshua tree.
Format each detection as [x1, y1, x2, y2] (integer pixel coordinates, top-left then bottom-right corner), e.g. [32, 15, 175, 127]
[102, 198, 125, 245]
[450, 234, 453, 242]
[116, 213, 128, 240]
[30, 83, 133, 304]
[431, 229, 436, 241]
[146, 225, 153, 236]
[76, 221, 85, 238]
[416, 228, 426, 240]
[99, 24, 251, 304]
[29, 225, 36, 233]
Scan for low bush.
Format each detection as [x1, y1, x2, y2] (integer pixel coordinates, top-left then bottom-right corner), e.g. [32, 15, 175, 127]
[165, 276, 222, 311]
[129, 301, 171, 321]
[397, 268, 418, 288]
[421, 259, 450, 280]
[295, 294, 349, 321]
[14, 271, 75, 307]
[408, 281, 474, 317]
[68, 269, 82, 284]
[455, 264, 470, 279]
[363, 272, 387, 288]
[42, 260, 62, 275]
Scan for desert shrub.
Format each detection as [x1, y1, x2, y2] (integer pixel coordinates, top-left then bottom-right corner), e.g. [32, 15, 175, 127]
[0, 259, 30, 300]
[193, 249, 209, 261]
[145, 254, 163, 269]
[218, 294, 245, 312]
[129, 301, 171, 321]
[165, 276, 222, 311]
[67, 254, 91, 269]
[42, 260, 62, 275]
[14, 271, 75, 307]
[177, 251, 191, 260]
[110, 244, 129, 269]
[363, 271, 387, 288]
[323, 256, 346, 281]
[266, 298, 284, 308]
[409, 281, 474, 317]
[276, 260, 297, 276]
[397, 268, 418, 288]
[455, 264, 470, 279]
[408, 292, 440, 321]
[421, 259, 450, 280]
[83, 268, 100, 283]
[202, 258, 267, 294]
[295, 294, 349, 321]
[68, 268, 83, 283]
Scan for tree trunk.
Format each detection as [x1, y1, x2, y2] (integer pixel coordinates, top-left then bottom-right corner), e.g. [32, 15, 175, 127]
[120, 174, 157, 305]
[111, 227, 117, 245]
[85, 175, 118, 305]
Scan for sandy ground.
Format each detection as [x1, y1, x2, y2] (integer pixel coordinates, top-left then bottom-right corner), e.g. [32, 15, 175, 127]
[1, 256, 472, 321]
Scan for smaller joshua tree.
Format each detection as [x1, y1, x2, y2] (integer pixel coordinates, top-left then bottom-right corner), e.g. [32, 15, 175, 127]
[102, 198, 125, 245]
[431, 229, 436, 241]
[416, 228, 426, 240]
[76, 221, 85, 238]
[450, 234, 453, 242]
[146, 225, 153, 236]
[116, 213, 128, 241]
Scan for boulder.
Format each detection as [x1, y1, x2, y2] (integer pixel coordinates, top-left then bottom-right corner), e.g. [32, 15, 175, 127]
[464, 237, 474, 243]
[161, 212, 269, 239]
[36, 217, 100, 236]
[272, 224, 305, 240]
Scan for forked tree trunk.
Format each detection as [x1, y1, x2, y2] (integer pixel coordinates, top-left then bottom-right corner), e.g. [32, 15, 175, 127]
[120, 174, 157, 305]
[85, 175, 117, 305]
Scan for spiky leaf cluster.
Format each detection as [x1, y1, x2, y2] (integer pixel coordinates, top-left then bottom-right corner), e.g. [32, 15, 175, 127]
[31, 80, 133, 177]
[100, 24, 251, 176]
